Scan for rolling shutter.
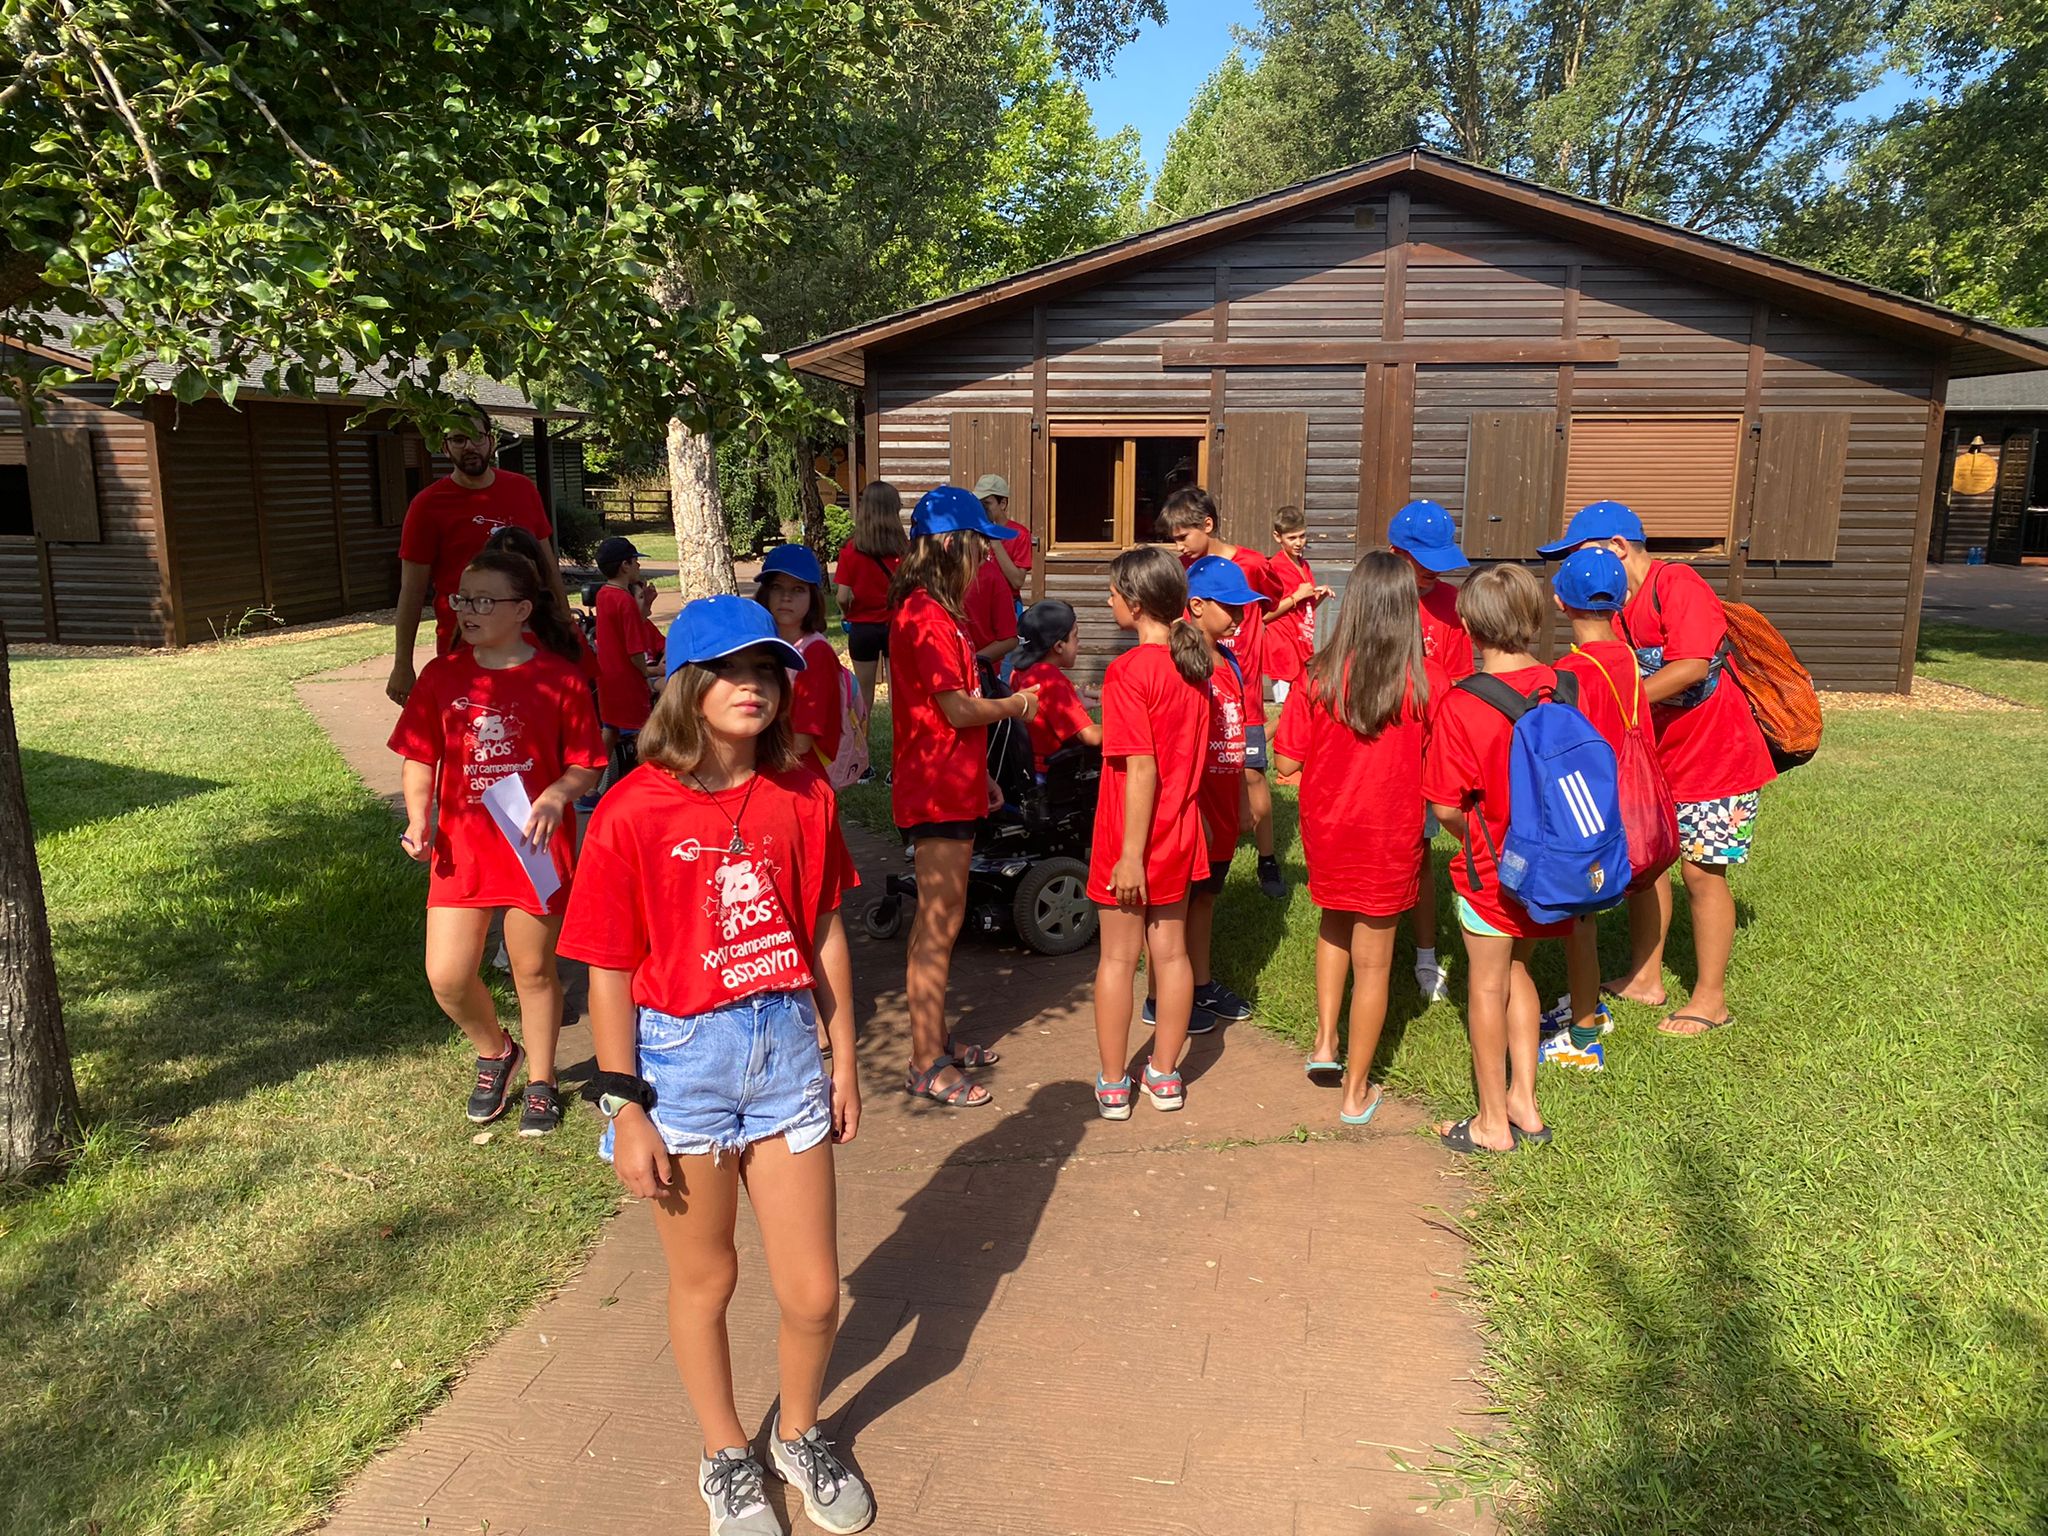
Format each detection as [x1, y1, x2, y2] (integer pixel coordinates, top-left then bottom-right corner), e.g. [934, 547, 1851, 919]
[1463, 409, 1556, 560]
[1563, 415, 1740, 544]
[948, 411, 1031, 500]
[25, 425, 101, 542]
[1748, 411, 1850, 562]
[1215, 410, 1307, 555]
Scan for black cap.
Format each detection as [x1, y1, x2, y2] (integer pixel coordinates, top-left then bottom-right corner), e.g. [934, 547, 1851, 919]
[596, 536, 642, 575]
[1012, 599, 1077, 671]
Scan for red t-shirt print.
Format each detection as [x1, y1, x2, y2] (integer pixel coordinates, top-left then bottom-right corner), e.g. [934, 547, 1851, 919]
[1420, 664, 1573, 939]
[1011, 661, 1095, 772]
[832, 542, 898, 625]
[1620, 562, 1775, 802]
[387, 649, 607, 915]
[558, 764, 857, 1018]
[1199, 654, 1247, 862]
[1274, 661, 1442, 917]
[1418, 580, 1475, 681]
[888, 589, 988, 826]
[398, 471, 553, 653]
[1088, 643, 1208, 907]
[594, 583, 655, 730]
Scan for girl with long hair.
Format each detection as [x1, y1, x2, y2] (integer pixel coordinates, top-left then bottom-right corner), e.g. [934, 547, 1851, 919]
[833, 481, 909, 736]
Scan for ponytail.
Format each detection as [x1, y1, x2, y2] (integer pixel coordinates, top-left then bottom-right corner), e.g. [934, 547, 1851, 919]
[1167, 618, 1211, 686]
[464, 548, 581, 663]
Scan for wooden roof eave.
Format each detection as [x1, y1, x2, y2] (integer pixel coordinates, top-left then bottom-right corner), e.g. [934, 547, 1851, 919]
[787, 148, 2048, 386]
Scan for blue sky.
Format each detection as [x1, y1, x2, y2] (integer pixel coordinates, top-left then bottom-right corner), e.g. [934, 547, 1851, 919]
[1083, 4, 1929, 181]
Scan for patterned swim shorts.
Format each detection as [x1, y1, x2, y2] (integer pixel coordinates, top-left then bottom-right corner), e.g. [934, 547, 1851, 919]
[1676, 792, 1760, 866]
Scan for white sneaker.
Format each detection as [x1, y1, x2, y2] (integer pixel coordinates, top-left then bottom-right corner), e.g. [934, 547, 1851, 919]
[491, 940, 511, 971]
[1541, 993, 1612, 1034]
[1415, 962, 1450, 1002]
[700, 1447, 782, 1535]
[771, 1424, 875, 1533]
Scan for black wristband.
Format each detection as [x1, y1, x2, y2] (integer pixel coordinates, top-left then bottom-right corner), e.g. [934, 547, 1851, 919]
[583, 1071, 656, 1110]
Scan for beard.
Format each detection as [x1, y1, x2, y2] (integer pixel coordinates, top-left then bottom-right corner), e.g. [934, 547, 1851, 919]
[456, 450, 490, 475]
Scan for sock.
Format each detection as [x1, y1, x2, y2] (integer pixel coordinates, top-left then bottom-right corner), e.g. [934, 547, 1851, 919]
[1258, 852, 1279, 871]
[1415, 946, 1438, 973]
[1569, 1022, 1603, 1049]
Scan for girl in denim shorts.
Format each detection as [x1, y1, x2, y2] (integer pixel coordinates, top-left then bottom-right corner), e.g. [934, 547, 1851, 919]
[558, 595, 873, 1536]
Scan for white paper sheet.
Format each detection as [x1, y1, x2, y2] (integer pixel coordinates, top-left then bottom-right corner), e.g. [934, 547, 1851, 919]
[481, 774, 562, 909]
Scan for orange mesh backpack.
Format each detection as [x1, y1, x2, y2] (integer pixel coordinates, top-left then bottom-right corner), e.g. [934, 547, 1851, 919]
[1720, 601, 1823, 771]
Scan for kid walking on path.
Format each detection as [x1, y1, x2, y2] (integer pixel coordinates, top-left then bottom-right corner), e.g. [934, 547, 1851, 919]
[1420, 564, 1567, 1155]
[1388, 499, 1474, 1006]
[1539, 501, 1775, 1035]
[389, 548, 606, 1134]
[1262, 504, 1331, 705]
[1091, 546, 1212, 1119]
[888, 487, 1040, 1109]
[1273, 550, 1445, 1126]
[558, 595, 872, 1536]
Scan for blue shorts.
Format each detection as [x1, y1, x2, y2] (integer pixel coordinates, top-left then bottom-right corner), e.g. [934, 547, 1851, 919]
[600, 990, 831, 1164]
[1243, 723, 1270, 773]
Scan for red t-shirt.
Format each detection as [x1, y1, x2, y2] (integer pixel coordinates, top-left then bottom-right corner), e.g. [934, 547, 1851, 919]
[1620, 563, 1776, 801]
[1417, 579, 1475, 681]
[387, 649, 606, 915]
[640, 612, 665, 659]
[790, 633, 846, 767]
[888, 589, 987, 826]
[557, 764, 856, 1018]
[964, 557, 1019, 652]
[1555, 640, 1658, 763]
[1199, 653, 1247, 862]
[594, 583, 654, 730]
[398, 472, 552, 654]
[569, 626, 602, 685]
[832, 543, 898, 625]
[1013, 661, 1095, 772]
[1088, 643, 1208, 907]
[1420, 664, 1573, 938]
[1263, 548, 1318, 684]
[1186, 545, 1281, 723]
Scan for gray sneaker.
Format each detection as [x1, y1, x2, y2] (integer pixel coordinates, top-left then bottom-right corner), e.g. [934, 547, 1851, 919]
[770, 1425, 874, 1533]
[700, 1447, 781, 1535]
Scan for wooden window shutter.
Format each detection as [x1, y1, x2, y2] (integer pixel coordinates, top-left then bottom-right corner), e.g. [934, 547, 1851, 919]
[948, 412, 1031, 498]
[1990, 428, 2036, 563]
[25, 425, 101, 542]
[1748, 411, 1850, 561]
[1463, 410, 1556, 560]
[375, 432, 408, 526]
[1563, 415, 1741, 544]
[1216, 411, 1307, 555]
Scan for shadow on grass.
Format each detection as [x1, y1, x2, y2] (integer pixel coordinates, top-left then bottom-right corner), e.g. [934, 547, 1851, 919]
[56, 796, 441, 1127]
[1530, 1145, 1937, 1534]
[23, 749, 224, 838]
[1916, 621, 2048, 667]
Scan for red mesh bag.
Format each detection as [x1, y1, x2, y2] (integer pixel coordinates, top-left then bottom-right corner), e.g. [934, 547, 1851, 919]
[1722, 601, 1823, 771]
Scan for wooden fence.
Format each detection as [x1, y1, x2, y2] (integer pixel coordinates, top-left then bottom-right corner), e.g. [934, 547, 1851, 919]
[586, 486, 670, 530]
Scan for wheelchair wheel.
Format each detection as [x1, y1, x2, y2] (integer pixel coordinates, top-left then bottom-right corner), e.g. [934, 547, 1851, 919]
[1012, 856, 1096, 955]
[862, 896, 905, 941]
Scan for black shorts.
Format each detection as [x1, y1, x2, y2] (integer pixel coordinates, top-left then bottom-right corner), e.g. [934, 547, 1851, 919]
[900, 820, 978, 845]
[846, 621, 889, 663]
[1194, 859, 1232, 895]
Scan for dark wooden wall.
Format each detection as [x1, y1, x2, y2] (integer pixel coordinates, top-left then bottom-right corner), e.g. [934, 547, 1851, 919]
[867, 188, 1943, 692]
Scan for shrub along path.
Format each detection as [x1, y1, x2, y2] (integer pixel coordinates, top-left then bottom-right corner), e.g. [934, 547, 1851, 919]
[303, 648, 1493, 1536]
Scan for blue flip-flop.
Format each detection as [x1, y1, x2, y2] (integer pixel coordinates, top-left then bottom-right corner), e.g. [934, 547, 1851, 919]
[1304, 1059, 1342, 1081]
[1340, 1086, 1384, 1126]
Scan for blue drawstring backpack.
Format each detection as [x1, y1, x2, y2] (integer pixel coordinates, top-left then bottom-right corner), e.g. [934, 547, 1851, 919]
[1457, 672, 1631, 924]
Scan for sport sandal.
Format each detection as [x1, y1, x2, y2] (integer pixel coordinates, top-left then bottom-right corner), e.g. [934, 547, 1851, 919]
[1095, 1073, 1133, 1121]
[771, 1424, 875, 1533]
[905, 1061, 991, 1108]
[1142, 1063, 1185, 1112]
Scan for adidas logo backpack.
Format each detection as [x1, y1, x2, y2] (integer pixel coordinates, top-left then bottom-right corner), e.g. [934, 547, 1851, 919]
[1457, 672, 1631, 924]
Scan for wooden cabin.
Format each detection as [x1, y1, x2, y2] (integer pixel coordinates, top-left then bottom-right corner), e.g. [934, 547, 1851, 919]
[0, 326, 584, 647]
[1930, 329, 2048, 564]
[791, 149, 2048, 692]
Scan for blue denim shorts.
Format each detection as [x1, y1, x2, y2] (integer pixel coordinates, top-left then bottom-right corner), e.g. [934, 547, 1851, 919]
[599, 990, 832, 1164]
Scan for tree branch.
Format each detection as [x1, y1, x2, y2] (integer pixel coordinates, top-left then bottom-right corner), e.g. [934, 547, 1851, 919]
[147, 0, 331, 175]
[52, 0, 166, 192]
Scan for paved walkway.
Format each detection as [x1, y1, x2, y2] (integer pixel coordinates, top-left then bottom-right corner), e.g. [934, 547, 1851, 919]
[299, 650, 1493, 1536]
[1921, 563, 2048, 636]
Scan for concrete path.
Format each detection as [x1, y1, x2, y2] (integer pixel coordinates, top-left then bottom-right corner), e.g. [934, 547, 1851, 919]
[299, 647, 1494, 1536]
[1921, 563, 2048, 636]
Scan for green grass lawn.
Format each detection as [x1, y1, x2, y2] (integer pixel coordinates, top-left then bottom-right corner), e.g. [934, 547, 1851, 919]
[2, 631, 616, 1536]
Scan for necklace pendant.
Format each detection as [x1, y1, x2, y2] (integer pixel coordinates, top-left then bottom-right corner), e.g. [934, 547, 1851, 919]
[728, 832, 746, 854]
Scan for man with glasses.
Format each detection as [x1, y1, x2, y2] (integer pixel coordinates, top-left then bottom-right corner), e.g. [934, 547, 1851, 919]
[386, 402, 567, 705]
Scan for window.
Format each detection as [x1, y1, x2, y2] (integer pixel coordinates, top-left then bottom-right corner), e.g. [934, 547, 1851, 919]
[1048, 420, 1208, 550]
[0, 433, 28, 536]
[1563, 414, 1742, 556]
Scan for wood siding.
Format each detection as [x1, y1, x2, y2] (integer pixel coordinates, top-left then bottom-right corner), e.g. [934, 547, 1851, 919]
[867, 190, 1939, 690]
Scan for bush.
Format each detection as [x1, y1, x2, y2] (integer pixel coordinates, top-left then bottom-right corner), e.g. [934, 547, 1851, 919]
[552, 499, 602, 562]
[824, 499, 853, 554]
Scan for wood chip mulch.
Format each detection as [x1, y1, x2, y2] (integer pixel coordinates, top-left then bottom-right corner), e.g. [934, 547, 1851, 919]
[1820, 678, 2031, 713]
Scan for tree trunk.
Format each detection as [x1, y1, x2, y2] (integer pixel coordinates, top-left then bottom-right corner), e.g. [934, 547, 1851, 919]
[666, 412, 736, 598]
[795, 436, 831, 571]
[0, 622, 78, 1181]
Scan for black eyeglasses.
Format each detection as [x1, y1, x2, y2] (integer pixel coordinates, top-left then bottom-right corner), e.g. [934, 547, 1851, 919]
[449, 593, 521, 615]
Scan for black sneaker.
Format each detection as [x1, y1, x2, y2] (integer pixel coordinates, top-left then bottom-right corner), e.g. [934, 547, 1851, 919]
[1257, 856, 1288, 900]
[1141, 994, 1217, 1035]
[518, 1080, 563, 1137]
[466, 1040, 524, 1123]
[1194, 981, 1254, 1021]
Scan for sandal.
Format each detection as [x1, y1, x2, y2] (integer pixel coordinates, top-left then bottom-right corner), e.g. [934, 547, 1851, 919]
[1510, 1121, 1553, 1147]
[1095, 1073, 1133, 1121]
[1340, 1085, 1384, 1126]
[1437, 1115, 1514, 1155]
[1304, 1058, 1343, 1082]
[905, 1061, 991, 1107]
[945, 1035, 1000, 1068]
[1658, 1011, 1734, 1036]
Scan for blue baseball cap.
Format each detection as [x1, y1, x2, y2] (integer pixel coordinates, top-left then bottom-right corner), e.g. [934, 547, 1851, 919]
[1185, 554, 1268, 607]
[911, 484, 1021, 541]
[1553, 547, 1629, 612]
[664, 593, 806, 678]
[1386, 499, 1469, 573]
[758, 543, 824, 586]
[1539, 500, 1645, 557]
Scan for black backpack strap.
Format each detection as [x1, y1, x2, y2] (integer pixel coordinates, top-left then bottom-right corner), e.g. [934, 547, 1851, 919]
[1551, 670, 1579, 709]
[1456, 671, 1534, 722]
